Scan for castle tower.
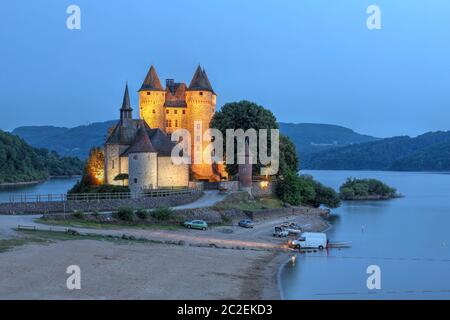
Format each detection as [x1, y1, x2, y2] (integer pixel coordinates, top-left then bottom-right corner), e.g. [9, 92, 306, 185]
[186, 65, 217, 181]
[120, 83, 133, 128]
[238, 140, 253, 197]
[139, 65, 165, 129]
[104, 83, 137, 185]
[127, 127, 158, 195]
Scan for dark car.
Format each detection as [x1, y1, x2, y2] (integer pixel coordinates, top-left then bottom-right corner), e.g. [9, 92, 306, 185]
[238, 219, 254, 228]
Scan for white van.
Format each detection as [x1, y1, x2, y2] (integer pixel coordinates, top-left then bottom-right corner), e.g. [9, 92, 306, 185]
[290, 232, 327, 249]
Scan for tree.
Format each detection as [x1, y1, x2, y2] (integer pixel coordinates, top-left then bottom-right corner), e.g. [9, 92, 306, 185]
[275, 170, 304, 205]
[311, 182, 341, 208]
[84, 147, 105, 186]
[279, 134, 299, 175]
[276, 172, 340, 208]
[339, 177, 397, 200]
[210, 100, 298, 177]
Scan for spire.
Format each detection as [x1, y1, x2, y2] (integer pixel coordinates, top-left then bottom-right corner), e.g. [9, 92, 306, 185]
[139, 65, 163, 91]
[121, 82, 132, 110]
[126, 127, 156, 154]
[188, 65, 214, 93]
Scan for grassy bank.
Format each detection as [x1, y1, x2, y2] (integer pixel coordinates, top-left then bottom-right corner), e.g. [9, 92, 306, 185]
[36, 217, 182, 231]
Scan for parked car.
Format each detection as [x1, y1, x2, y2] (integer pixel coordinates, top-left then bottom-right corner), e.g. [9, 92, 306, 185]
[238, 219, 254, 228]
[273, 226, 289, 237]
[280, 222, 302, 235]
[184, 220, 208, 230]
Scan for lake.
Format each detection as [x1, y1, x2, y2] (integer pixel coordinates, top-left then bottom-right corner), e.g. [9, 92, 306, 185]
[0, 177, 80, 203]
[280, 170, 450, 300]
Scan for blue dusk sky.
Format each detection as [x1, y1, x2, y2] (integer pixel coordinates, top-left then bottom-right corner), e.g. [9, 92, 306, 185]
[0, 0, 449, 137]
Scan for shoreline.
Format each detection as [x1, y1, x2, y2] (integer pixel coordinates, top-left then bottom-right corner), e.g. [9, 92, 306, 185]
[0, 176, 80, 188]
[270, 219, 333, 300]
[0, 180, 42, 187]
[0, 207, 330, 299]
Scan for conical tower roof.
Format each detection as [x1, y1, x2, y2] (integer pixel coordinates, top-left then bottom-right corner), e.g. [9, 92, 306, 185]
[139, 65, 163, 91]
[121, 83, 132, 110]
[188, 65, 215, 93]
[126, 127, 156, 154]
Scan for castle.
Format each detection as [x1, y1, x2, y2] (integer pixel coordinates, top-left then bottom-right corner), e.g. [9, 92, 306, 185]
[104, 65, 226, 193]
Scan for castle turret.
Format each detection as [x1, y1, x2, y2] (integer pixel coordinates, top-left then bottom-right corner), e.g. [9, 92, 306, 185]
[186, 65, 217, 181]
[238, 140, 253, 197]
[120, 83, 133, 128]
[127, 127, 158, 195]
[139, 65, 165, 129]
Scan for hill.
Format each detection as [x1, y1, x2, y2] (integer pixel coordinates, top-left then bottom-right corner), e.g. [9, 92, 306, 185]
[12, 120, 116, 159]
[12, 120, 450, 172]
[279, 122, 379, 156]
[303, 131, 450, 171]
[13, 121, 379, 161]
[0, 130, 84, 184]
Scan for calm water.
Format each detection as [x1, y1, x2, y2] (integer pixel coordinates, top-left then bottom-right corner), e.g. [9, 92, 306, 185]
[0, 177, 79, 203]
[281, 170, 450, 300]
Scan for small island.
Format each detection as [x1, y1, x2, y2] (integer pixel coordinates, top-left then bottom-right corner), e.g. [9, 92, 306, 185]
[339, 177, 401, 200]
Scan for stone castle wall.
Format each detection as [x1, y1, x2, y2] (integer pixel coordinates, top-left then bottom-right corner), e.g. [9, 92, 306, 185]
[0, 190, 203, 215]
[157, 157, 189, 187]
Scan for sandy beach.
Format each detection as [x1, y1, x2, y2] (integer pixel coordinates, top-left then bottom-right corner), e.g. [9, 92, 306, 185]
[0, 210, 328, 299]
[0, 240, 282, 299]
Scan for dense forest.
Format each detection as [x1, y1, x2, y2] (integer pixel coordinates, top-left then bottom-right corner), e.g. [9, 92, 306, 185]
[303, 131, 450, 171]
[0, 130, 84, 184]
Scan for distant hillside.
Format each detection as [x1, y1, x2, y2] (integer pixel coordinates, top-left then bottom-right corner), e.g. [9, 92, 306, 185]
[12, 120, 450, 172]
[279, 122, 379, 156]
[14, 121, 378, 161]
[0, 130, 84, 184]
[303, 131, 450, 171]
[13, 121, 116, 159]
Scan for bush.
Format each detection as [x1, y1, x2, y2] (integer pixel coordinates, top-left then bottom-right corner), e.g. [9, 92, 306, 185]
[136, 209, 149, 220]
[312, 182, 341, 208]
[116, 207, 135, 221]
[92, 210, 100, 219]
[339, 178, 397, 199]
[151, 207, 174, 221]
[276, 171, 341, 208]
[73, 210, 85, 219]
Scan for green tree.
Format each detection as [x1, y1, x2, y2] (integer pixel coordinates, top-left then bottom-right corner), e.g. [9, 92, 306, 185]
[275, 170, 304, 205]
[339, 177, 397, 199]
[210, 100, 298, 177]
[279, 134, 300, 175]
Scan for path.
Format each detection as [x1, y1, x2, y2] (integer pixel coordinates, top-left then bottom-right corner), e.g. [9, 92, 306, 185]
[172, 190, 226, 209]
